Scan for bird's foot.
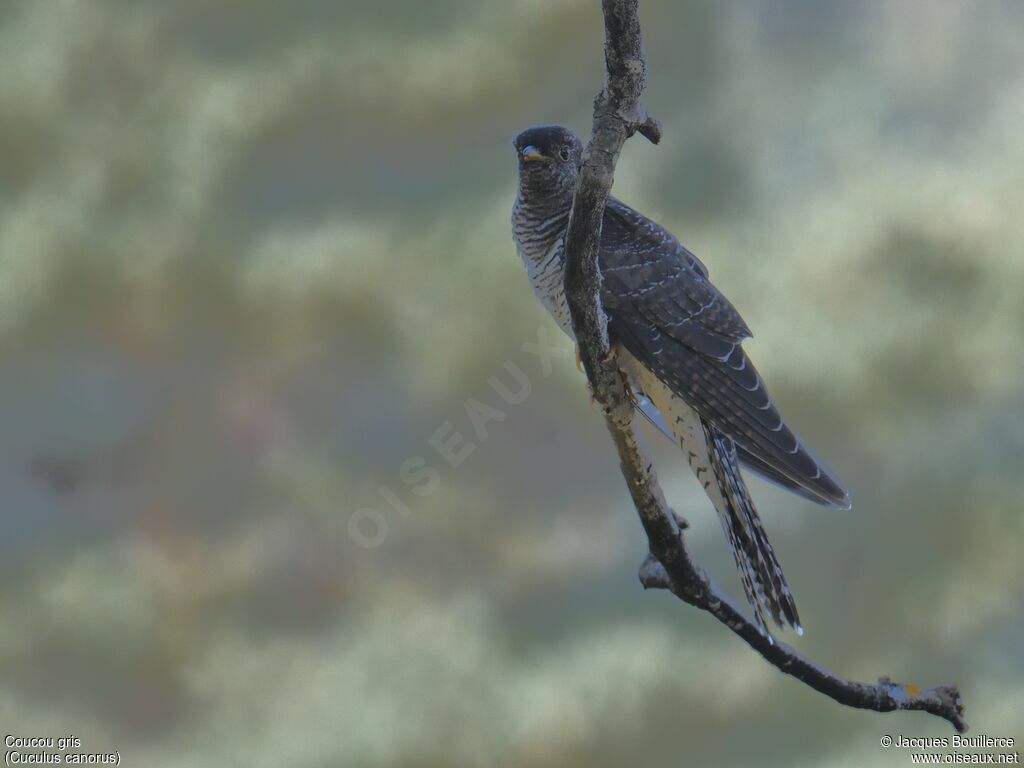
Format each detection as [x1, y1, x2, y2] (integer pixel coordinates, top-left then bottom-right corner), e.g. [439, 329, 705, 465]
[627, 384, 640, 407]
[619, 369, 641, 406]
[576, 345, 617, 371]
[580, 348, 637, 410]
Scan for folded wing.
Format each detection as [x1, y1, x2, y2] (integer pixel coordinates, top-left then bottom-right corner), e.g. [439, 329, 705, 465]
[601, 198, 850, 510]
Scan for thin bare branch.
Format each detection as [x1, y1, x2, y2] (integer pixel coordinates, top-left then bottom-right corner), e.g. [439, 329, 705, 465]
[561, 0, 967, 734]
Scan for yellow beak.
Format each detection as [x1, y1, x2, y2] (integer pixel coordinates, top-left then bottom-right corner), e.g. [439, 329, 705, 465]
[521, 145, 545, 162]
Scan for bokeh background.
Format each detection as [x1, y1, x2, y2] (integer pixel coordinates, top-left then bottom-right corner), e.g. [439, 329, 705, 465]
[1, 1, 1022, 765]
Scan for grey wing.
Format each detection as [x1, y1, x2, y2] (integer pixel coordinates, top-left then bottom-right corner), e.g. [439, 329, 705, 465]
[631, 394, 842, 508]
[601, 198, 851, 510]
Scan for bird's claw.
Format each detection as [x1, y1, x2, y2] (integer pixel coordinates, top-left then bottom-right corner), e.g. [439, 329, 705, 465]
[580, 348, 637, 411]
[620, 369, 641, 406]
[576, 345, 618, 371]
[672, 509, 690, 530]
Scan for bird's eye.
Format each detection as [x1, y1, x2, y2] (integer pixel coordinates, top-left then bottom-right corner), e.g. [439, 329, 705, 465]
[558, 146, 572, 162]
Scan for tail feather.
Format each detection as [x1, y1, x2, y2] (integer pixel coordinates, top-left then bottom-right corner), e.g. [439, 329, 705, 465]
[702, 420, 802, 635]
[617, 350, 804, 637]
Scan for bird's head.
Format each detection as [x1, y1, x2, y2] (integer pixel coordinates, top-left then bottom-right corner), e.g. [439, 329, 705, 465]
[513, 125, 583, 199]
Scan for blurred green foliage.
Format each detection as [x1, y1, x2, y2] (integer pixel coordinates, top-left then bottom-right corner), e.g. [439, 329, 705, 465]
[0, 1, 1022, 766]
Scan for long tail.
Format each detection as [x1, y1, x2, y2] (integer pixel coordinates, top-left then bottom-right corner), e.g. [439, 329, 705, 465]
[702, 419, 802, 637]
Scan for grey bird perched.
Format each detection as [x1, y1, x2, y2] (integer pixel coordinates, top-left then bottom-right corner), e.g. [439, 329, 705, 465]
[511, 124, 851, 638]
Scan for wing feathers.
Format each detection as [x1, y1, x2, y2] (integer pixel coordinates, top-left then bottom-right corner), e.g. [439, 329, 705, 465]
[600, 198, 850, 510]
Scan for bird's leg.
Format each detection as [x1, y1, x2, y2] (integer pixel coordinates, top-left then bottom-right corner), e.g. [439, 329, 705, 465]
[576, 344, 617, 371]
[619, 368, 641, 407]
[583, 353, 642, 411]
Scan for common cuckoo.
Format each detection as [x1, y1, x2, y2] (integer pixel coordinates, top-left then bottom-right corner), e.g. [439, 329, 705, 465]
[511, 125, 851, 637]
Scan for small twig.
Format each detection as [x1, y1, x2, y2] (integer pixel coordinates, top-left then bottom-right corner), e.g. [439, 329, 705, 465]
[639, 558, 968, 732]
[561, 0, 967, 733]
